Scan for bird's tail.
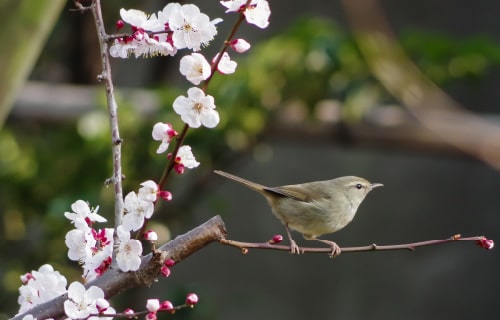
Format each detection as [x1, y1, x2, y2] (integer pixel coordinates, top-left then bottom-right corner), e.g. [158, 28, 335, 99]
[214, 170, 266, 193]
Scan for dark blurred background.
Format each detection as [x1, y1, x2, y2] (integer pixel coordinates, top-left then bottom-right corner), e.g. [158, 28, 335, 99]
[1, 0, 499, 319]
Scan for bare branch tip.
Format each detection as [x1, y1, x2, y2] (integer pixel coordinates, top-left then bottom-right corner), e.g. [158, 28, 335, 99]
[71, 1, 93, 13]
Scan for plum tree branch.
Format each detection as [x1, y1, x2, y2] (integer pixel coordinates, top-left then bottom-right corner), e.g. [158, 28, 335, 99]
[10, 215, 227, 320]
[90, 0, 125, 239]
[220, 234, 493, 255]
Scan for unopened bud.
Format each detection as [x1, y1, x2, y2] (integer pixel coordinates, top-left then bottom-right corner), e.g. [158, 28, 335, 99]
[269, 234, 283, 244]
[186, 293, 199, 306]
[116, 20, 125, 30]
[144, 230, 158, 241]
[160, 300, 175, 313]
[476, 237, 494, 250]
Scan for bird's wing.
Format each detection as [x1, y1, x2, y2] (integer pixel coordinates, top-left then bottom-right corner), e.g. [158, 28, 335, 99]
[264, 182, 331, 203]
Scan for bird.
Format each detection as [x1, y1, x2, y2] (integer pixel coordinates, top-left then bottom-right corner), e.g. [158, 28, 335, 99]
[214, 170, 383, 257]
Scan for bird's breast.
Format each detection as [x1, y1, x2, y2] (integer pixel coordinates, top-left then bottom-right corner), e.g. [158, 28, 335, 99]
[270, 197, 357, 237]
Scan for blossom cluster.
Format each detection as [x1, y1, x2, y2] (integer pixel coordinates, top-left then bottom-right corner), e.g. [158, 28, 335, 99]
[110, 1, 268, 58]
[64, 181, 162, 281]
[16, 1, 271, 318]
[18, 269, 197, 320]
[18, 265, 67, 314]
[112, 0, 269, 132]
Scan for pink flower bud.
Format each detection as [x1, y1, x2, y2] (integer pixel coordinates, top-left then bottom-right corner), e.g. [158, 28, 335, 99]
[159, 190, 173, 201]
[164, 259, 175, 267]
[160, 300, 174, 313]
[124, 308, 135, 317]
[185, 293, 199, 306]
[146, 312, 157, 320]
[174, 163, 185, 174]
[230, 39, 251, 53]
[20, 273, 33, 284]
[476, 237, 494, 250]
[167, 127, 178, 139]
[269, 234, 283, 244]
[160, 266, 171, 277]
[144, 230, 158, 241]
[116, 20, 125, 31]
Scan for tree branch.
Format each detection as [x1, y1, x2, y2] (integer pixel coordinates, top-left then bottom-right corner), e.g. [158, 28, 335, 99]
[90, 0, 125, 240]
[220, 234, 493, 255]
[11, 215, 227, 320]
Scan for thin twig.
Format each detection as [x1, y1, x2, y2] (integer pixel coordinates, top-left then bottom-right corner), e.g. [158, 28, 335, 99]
[202, 6, 248, 90]
[158, 124, 190, 189]
[90, 0, 124, 242]
[219, 235, 491, 255]
[140, 4, 253, 237]
[160, 3, 250, 189]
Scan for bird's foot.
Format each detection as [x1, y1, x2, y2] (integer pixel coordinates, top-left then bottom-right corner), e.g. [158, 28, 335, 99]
[327, 241, 341, 258]
[317, 239, 341, 258]
[289, 239, 302, 254]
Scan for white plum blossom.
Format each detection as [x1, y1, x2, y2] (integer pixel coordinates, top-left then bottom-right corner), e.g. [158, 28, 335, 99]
[134, 33, 177, 58]
[119, 8, 166, 32]
[165, 3, 220, 51]
[219, 0, 246, 12]
[177, 145, 200, 169]
[64, 200, 106, 229]
[220, 0, 271, 29]
[17, 265, 67, 314]
[214, 52, 237, 74]
[243, 0, 270, 28]
[179, 53, 211, 85]
[110, 32, 177, 59]
[119, 9, 149, 29]
[173, 87, 220, 128]
[230, 38, 251, 53]
[123, 191, 154, 231]
[64, 282, 106, 320]
[110, 3, 221, 58]
[171, 145, 199, 174]
[116, 226, 142, 272]
[65, 228, 113, 281]
[64, 200, 114, 281]
[65, 228, 96, 262]
[152, 122, 177, 154]
[138, 180, 159, 202]
[109, 40, 136, 58]
[82, 243, 113, 282]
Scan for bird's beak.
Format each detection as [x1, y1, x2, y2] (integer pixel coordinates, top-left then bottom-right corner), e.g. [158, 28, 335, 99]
[370, 182, 384, 189]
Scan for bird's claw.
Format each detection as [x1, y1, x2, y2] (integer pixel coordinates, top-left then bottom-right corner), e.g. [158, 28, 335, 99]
[289, 239, 302, 254]
[328, 242, 341, 258]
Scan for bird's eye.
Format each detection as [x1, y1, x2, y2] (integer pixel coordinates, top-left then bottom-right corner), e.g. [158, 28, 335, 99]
[356, 183, 363, 190]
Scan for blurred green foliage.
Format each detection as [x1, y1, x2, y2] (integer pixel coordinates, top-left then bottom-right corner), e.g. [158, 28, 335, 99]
[2, 16, 500, 317]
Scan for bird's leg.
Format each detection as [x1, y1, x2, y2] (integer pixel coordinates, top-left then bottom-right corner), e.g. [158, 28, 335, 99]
[284, 224, 301, 254]
[311, 238, 341, 258]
